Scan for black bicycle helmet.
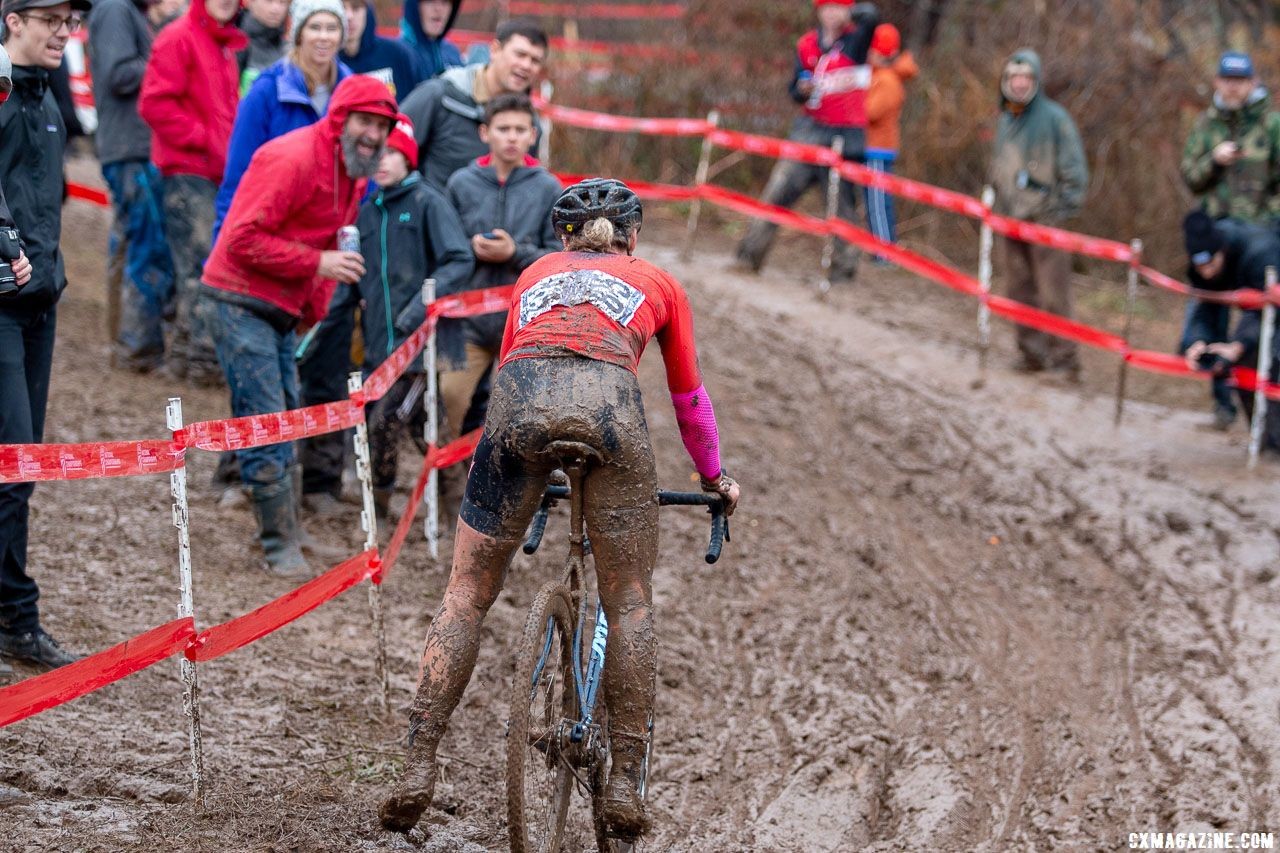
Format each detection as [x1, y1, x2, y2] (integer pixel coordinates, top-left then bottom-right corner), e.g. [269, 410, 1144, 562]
[551, 178, 643, 236]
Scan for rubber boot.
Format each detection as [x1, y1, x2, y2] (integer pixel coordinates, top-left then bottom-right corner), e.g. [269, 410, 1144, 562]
[380, 713, 446, 832]
[250, 477, 310, 577]
[602, 730, 651, 841]
[291, 465, 349, 564]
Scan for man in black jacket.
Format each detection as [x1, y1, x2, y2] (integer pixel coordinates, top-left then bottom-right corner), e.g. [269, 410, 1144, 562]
[0, 0, 88, 671]
[441, 92, 559, 439]
[1181, 210, 1280, 450]
[89, 0, 174, 372]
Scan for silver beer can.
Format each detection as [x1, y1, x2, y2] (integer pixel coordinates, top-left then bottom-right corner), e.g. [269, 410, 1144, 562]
[338, 225, 361, 254]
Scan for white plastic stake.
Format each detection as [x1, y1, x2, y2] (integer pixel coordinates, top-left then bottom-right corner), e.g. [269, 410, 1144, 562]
[1248, 268, 1277, 469]
[1114, 239, 1143, 426]
[977, 186, 995, 373]
[537, 80, 554, 165]
[167, 398, 205, 809]
[349, 372, 387, 712]
[682, 109, 719, 260]
[818, 135, 846, 295]
[423, 279, 440, 560]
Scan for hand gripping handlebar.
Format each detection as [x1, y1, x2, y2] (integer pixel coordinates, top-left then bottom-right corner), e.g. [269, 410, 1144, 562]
[521, 486, 730, 563]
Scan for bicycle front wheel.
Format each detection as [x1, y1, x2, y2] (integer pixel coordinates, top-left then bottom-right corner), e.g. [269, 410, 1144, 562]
[507, 582, 577, 853]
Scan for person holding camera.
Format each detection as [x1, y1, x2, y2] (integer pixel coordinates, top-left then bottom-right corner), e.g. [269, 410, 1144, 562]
[0, 1, 87, 675]
[1182, 210, 1280, 448]
[1181, 52, 1280, 226]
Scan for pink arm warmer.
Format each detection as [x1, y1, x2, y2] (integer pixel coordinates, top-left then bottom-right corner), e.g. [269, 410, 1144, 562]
[671, 385, 722, 480]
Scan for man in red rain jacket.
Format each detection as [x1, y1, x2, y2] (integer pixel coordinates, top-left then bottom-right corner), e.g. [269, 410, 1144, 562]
[200, 75, 396, 576]
[138, 0, 245, 384]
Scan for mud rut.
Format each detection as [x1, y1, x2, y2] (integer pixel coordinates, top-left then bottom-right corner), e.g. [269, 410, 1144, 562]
[1, 171, 1279, 851]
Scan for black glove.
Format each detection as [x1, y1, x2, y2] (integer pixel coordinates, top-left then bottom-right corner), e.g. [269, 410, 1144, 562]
[0, 227, 23, 297]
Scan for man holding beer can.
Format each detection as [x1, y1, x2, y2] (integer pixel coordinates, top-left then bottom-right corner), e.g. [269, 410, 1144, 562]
[200, 75, 396, 576]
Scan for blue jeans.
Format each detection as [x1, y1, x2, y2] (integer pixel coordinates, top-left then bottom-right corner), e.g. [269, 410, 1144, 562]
[102, 160, 174, 365]
[208, 297, 300, 487]
[0, 306, 57, 632]
[1179, 299, 1236, 415]
[863, 150, 898, 251]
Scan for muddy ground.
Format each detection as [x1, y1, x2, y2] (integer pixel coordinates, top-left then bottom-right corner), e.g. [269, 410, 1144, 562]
[1, 157, 1278, 852]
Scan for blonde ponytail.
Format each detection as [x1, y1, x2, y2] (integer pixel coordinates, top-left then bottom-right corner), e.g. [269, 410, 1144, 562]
[565, 217, 629, 253]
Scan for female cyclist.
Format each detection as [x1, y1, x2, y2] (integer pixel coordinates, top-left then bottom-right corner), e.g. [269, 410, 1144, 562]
[379, 178, 740, 839]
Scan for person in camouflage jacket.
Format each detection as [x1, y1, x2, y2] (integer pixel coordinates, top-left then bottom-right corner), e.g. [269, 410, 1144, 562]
[1181, 51, 1280, 225]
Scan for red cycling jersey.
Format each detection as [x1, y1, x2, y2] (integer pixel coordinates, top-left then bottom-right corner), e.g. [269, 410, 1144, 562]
[499, 251, 703, 395]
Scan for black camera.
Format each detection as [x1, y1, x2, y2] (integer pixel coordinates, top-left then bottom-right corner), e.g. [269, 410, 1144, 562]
[1196, 350, 1233, 377]
[0, 227, 22, 297]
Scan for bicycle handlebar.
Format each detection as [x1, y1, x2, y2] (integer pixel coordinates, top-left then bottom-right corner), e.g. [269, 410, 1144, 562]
[521, 486, 730, 563]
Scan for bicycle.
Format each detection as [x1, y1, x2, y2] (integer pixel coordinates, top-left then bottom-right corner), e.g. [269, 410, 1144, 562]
[506, 440, 729, 853]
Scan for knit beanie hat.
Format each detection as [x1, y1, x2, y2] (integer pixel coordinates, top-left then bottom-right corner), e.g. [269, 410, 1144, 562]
[813, 0, 852, 7]
[1183, 210, 1225, 265]
[289, 0, 346, 46]
[870, 23, 899, 57]
[386, 113, 418, 169]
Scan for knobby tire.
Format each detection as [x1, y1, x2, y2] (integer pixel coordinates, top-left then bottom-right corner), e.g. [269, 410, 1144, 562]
[507, 582, 577, 853]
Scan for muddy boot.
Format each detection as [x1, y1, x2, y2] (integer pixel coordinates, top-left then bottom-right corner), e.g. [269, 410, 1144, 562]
[380, 713, 445, 832]
[289, 465, 349, 564]
[602, 731, 651, 841]
[251, 477, 310, 577]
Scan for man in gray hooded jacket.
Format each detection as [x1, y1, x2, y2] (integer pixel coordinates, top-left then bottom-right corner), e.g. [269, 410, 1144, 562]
[991, 48, 1088, 378]
[399, 18, 546, 192]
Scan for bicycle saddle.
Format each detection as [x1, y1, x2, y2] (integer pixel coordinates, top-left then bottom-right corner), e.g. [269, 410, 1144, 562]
[542, 440, 603, 468]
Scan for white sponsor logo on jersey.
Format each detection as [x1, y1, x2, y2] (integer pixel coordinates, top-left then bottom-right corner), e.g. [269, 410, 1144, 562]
[518, 270, 646, 328]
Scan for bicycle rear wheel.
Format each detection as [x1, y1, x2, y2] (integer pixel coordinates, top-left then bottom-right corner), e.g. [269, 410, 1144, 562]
[507, 582, 577, 853]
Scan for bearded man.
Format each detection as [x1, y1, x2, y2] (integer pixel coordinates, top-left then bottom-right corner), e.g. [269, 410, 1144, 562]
[200, 75, 395, 576]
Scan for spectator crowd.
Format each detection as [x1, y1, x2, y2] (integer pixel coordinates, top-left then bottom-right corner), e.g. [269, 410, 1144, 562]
[0, 0, 553, 677]
[0, 0, 1275, 686]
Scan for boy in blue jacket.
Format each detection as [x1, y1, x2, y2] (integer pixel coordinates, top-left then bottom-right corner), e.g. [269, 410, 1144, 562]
[322, 114, 472, 516]
[441, 92, 560, 440]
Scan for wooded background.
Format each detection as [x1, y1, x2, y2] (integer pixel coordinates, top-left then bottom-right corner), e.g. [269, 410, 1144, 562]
[437, 0, 1280, 269]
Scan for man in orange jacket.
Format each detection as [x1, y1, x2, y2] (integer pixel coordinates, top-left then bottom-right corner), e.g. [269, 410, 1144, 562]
[863, 23, 916, 256]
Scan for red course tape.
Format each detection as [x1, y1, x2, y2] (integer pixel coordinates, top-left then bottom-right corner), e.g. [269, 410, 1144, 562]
[184, 400, 364, 453]
[187, 550, 378, 662]
[0, 618, 196, 728]
[0, 439, 184, 483]
[381, 430, 482, 582]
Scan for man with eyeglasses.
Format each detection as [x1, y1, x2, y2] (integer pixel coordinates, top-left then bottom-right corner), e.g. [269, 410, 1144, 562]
[0, 0, 90, 674]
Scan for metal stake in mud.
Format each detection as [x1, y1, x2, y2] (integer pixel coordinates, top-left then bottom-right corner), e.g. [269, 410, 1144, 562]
[349, 372, 389, 713]
[1114, 238, 1144, 426]
[976, 185, 995, 380]
[1247, 267, 1277, 469]
[167, 398, 206, 808]
[423, 278, 440, 560]
[682, 109, 719, 260]
[818, 135, 845, 295]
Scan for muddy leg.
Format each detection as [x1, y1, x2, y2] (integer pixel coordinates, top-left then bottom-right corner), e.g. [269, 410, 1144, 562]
[584, 454, 659, 840]
[380, 519, 520, 830]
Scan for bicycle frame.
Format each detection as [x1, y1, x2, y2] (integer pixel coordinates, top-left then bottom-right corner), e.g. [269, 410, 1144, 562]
[529, 461, 607, 746]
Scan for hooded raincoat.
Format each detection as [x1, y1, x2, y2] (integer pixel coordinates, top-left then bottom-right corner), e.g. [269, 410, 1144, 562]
[399, 0, 461, 79]
[990, 49, 1088, 225]
[138, 0, 248, 182]
[202, 75, 397, 323]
